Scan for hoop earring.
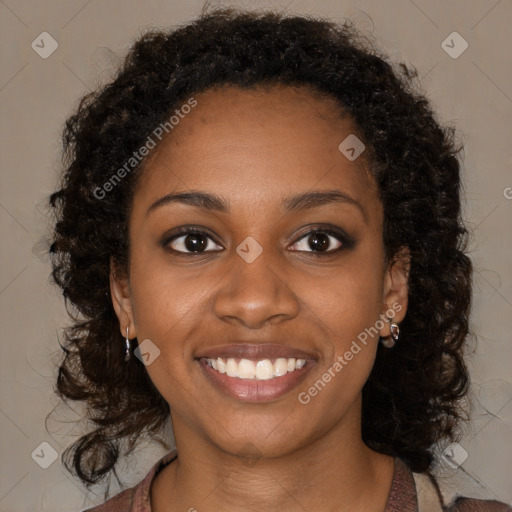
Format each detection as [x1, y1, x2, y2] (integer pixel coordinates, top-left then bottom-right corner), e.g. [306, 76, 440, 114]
[381, 318, 400, 348]
[124, 326, 131, 362]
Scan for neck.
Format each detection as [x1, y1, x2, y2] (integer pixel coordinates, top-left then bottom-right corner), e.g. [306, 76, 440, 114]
[151, 407, 394, 512]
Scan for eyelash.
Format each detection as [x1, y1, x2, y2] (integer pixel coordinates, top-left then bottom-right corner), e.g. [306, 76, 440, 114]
[161, 226, 355, 257]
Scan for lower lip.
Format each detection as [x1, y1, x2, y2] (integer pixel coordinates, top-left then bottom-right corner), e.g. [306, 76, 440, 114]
[197, 359, 315, 403]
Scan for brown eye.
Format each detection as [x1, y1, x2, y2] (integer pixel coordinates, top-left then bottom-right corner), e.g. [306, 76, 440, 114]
[167, 231, 223, 254]
[289, 228, 351, 254]
[306, 232, 333, 252]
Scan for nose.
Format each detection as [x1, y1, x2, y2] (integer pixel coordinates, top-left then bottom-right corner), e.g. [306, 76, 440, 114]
[212, 248, 300, 329]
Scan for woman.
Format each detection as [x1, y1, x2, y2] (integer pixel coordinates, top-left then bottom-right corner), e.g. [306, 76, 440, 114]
[49, 8, 510, 512]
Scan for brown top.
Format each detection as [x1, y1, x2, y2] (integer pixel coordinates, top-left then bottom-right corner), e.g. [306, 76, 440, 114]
[83, 449, 510, 512]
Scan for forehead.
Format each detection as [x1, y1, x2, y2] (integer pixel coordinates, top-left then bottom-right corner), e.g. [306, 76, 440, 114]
[134, 84, 379, 216]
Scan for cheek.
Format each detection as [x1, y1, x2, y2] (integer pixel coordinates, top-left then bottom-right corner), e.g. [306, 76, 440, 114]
[127, 262, 203, 408]
[295, 252, 385, 398]
[127, 248, 208, 359]
[301, 254, 385, 349]
[295, 275, 383, 423]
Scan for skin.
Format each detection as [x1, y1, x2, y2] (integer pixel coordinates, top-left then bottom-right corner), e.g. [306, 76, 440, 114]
[111, 84, 409, 512]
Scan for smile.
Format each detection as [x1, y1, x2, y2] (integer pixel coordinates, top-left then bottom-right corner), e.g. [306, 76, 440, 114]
[196, 343, 316, 402]
[204, 357, 306, 380]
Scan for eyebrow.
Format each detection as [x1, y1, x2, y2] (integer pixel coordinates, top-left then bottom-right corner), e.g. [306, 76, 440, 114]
[146, 189, 366, 220]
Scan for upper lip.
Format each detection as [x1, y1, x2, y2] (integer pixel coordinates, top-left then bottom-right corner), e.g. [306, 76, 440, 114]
[196, 343, 317, 361]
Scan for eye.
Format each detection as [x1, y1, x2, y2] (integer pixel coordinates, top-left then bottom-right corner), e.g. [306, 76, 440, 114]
[289, 228, 349, 254]
[165, 229, 223, 254]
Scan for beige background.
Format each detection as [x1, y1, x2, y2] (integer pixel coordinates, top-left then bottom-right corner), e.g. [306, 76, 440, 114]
[0, 0, 511, 510]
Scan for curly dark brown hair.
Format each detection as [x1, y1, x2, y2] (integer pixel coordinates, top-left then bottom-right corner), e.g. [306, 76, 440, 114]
[48, 7, 472, 490]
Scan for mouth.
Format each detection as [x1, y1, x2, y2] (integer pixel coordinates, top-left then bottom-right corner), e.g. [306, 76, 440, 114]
[195, 343, 317, 402]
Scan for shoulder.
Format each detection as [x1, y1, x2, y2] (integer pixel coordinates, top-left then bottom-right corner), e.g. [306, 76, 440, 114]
[80, 449, 178, 512]
[396, 459, 510, 512]
[82, 487, 136, 512]
[445, 496, 512, 512]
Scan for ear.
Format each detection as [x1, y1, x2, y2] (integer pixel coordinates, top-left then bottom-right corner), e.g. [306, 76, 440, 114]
[379, 246, 410, 337]
[110, 258, 136, 339]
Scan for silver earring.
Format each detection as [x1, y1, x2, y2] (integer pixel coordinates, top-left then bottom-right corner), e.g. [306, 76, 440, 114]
[124, 326, 131, 362]
[381, 318, 400, 348]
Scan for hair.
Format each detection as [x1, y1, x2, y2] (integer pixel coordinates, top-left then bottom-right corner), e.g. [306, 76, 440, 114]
[49, 7, 472, 489]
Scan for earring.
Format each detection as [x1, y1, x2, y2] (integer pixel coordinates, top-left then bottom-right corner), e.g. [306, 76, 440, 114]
[124, 326, 131, 362]
[381, 318, 400, 348]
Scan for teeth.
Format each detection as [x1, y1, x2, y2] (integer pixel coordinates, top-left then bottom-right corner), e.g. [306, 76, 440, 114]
[256, 359, 274, 380]
[217, 358, 226, 374]
[238, 359, 256, 379]
[274, 358, 288, 376]
[205, 357, 307, 380]
[226, 358, 238, 377]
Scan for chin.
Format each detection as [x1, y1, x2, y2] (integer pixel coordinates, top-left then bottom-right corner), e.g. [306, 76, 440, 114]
[204, 413, 316, 461]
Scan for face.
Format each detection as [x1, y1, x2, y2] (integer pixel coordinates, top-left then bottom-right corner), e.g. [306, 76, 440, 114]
[111, 84, 409, 459]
